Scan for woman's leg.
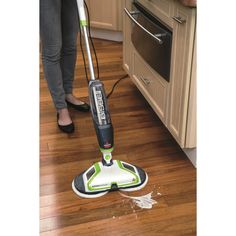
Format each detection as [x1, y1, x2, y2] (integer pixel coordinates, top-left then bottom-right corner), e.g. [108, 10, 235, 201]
[40, 0, 67, 110]
[61, 0, 79, 96]
[40, 0, 73, 128]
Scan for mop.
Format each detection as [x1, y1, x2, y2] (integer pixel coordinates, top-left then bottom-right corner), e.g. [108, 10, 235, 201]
[72, 0, 148, 198]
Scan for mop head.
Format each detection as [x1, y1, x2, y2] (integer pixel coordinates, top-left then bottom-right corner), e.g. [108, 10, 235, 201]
[72, 160, 148, 198]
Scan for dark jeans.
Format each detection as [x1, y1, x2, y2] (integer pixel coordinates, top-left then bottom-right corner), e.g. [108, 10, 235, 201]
[40, 0, 79, 110]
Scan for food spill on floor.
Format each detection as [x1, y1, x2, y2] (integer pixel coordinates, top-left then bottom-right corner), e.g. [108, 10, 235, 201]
[119, 185, 161, 209]
[111, 185, 162, 219]
[119, 191, 157, 209]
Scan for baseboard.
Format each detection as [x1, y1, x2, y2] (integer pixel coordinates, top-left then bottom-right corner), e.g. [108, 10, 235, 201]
[183, 148, 197, 168]
[90, 28, 123, 42]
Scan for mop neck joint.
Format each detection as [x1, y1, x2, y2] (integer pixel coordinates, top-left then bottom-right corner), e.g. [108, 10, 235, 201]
[101, 148, 113, 166]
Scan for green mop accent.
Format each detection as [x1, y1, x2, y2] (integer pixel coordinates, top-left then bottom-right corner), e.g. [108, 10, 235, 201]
[100, 147, 114, 153]
[87, 163, 102, 191]
[87, 160, 140, 191]
[80, 20, 87, 26]
[87, 163, 110, 191]
[116, 160, 140, 187]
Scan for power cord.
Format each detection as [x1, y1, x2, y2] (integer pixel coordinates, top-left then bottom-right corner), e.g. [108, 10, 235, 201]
[79, 1, 128, 98]
[79, 22, 89, 84]
[106, 74, 128, 99]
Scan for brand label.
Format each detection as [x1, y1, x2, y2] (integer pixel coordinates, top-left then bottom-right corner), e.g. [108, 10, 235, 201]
[95, 90, 106, 120]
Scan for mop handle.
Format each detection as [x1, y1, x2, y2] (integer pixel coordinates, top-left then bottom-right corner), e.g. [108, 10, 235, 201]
[76, 0, 96, 81]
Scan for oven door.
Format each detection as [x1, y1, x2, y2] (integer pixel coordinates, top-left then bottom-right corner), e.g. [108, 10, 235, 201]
[124, 2, 172, 82]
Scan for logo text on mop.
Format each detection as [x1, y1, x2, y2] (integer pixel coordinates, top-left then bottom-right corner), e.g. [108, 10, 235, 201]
[95, 90, 106, 120]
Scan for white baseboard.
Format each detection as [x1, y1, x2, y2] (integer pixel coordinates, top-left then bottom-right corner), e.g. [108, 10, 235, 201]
[183, 148, 197, 168]
[90, 28, 123, 42]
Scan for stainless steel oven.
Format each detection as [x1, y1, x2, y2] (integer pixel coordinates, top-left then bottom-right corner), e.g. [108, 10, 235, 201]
[124, 1, 172, 82]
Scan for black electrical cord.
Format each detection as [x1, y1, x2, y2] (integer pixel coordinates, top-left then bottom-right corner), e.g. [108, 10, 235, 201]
[78, 7, 89, 84]
[78, 1, 128, 98]
[79, 27, 89, 84]
[106, 74, 128, 99]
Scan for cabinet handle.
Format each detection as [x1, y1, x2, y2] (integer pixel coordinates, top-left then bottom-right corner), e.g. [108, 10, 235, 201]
[172, 16, 186, 24]
[124, 8, 163, 44]
[140, 76, 150, 85]
[129, 10, 140, 15]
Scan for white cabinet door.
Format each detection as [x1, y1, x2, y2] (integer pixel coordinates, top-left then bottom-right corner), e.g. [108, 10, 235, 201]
[86, 0, 120, 31]
[185, 37, 196, 148]
[167, 3, 196, 147]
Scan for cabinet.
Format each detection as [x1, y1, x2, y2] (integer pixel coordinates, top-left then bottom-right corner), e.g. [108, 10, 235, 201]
[138, 0, 175, 28]
[123, 0, 132, 73]
[86, 0, 123, 31]
[123, 0, 196, 148]
[185, 38, 196, 148]
[167, 1, 196, 147]
[124, 0, 168, 124]
[132, 50, 169, 123]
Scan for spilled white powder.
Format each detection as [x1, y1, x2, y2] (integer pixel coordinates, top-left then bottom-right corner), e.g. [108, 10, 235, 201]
[119, 191, 157, 209]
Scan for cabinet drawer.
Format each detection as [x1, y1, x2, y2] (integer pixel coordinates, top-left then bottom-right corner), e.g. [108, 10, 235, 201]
[137, 0, 174, 28]
[132, 50, 168, 123]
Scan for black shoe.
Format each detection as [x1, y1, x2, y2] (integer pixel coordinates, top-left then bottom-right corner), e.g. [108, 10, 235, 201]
[66, 100, 90, 112]
[57, 114, 75, 134]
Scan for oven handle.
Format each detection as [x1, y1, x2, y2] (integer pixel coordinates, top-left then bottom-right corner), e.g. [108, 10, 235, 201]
[124, 7, 163, 45]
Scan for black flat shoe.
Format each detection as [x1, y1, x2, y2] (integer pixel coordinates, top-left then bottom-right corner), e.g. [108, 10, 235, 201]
[57, 114, 75, 134]
[66, 100, 90, 112]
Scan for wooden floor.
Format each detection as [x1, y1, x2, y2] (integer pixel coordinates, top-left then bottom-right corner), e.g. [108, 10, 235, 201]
[40, 39, 196, 236]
